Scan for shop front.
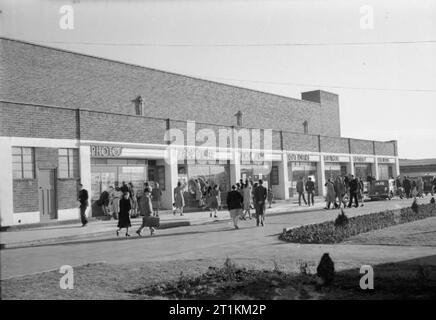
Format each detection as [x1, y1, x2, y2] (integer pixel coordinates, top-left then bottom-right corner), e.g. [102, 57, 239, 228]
[287, 153, 320, 197]
[378, 157, 395, 180]
[323, 155, 350, 181]
[89, 145, 165, 215]
[353, 156, 375, 181]
[240, 151, 273, 188]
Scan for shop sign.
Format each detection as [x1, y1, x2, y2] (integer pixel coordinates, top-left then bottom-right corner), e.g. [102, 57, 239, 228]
[378, 157, 395, 164]
[324, 155, 350, 162]
[177, 147, 217, 163]
[241, 151, 265, 164]
[287, 153, 320, 162]
[91, 145, 122, 157]
[353, 156, 374, 163]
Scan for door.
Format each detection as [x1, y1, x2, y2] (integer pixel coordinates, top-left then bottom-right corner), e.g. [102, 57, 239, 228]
[38, 169, 57, 220]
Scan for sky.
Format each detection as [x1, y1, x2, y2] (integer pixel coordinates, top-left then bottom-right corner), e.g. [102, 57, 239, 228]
[0, 0, 435, 159]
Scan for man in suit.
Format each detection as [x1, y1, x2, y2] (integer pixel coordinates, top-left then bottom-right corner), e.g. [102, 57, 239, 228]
[348, 176, 359, 208]
[253, 179, 267, 227]
[296, 176, 307, 206]
[305, 177, 316, 206]
[78, 184, 89, 227]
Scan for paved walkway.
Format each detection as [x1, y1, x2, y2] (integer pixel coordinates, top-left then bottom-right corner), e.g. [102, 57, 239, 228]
[0, 197, 327, 248]
[1, 196, 433, 280]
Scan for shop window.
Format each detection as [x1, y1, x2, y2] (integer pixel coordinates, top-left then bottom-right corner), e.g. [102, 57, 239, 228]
[303, 121, 309, 134]
[12, 147, 34, 179]
[157, 166, 165, 190]
[58, 148, 78, 178]
[271, 166, 279, 185]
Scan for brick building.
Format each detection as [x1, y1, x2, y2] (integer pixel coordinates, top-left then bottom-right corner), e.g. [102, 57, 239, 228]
[0, 37, 400, 226]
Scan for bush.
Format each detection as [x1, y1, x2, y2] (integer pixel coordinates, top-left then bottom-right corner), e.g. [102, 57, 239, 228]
[280, 204, 436, 244]
[334, 209, 349, 228]
[411, 199, 419, 213]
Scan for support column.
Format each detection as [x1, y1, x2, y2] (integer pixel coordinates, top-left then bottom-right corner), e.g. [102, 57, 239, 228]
[349, 156, 355, 176]
[318, 154, 326, 197]
[163, 147, 178, 210]
[0, 137, 14, 226]
[230, 151, 241, 185]
[79, 145, 92, 218]
[374, 157, 380, 180]
[278, 152, 290, 199]
[394, 157, 400, 178]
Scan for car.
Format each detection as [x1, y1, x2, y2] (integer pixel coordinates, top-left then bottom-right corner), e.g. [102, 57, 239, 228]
[368, 179, 395, 201]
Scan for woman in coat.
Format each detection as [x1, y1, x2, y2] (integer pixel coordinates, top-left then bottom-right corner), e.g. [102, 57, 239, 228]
[173, 182, 185, 216]
[111, 186, 123, 220]
[117, 192, 132, 237]
[324, 178, 336, 209]
[242, 183, 252, 220]
[208, 185, 219, 218]
[136, 188, 156, 236]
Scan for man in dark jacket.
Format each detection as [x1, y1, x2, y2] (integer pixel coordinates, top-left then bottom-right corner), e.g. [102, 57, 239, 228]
[78, 184, 89, 227]
[227, 185, 244, 229]
[403, 177, 411, 198]
[305, 177, 315, 206]
[253, 180, 267, 226]
[296, 176, 307, 206]
[348, 176, 359, 208]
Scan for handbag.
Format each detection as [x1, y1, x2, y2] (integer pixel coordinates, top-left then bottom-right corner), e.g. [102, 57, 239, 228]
[143, 216, 160, 228]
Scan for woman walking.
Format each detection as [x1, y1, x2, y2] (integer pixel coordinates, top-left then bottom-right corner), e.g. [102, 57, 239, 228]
[111, 186, 123, 220]
[242, 183, 252, 219]
[324, 178, 336, 209]
[151, 182, 163, 217]
[117, 192, 132, 237]
[173, 181, 185, 216]
[208, 185, 220, 218]
[136, 188, 156, 236]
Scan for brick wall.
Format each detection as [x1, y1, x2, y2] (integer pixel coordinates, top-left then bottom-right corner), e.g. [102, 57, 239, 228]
[0, 102, 78, 139]
[350, 139, 374, 155]
[301, 90, 341, 137]
[375, 141, 396, 156]
[79, 110, 167, 144]
[1, 38, 329, 136]
[57, 179, 79, 210]
[320, 136, 349, 154]
[13, 179, 38, 213]
[282, 132, 319, 152]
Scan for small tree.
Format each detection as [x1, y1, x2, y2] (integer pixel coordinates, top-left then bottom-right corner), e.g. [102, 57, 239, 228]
[411, 198, 419, 213]
[334, 209, 349, 228]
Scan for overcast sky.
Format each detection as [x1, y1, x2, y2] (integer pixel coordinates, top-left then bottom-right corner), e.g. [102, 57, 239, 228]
[1, 0, 435, 159]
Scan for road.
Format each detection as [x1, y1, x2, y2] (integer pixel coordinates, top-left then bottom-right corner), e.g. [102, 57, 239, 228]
[1, 197, 435, 280]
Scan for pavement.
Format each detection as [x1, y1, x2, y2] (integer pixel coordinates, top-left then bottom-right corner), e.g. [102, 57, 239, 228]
[0, 197, 327, 249]
[1, 195, 434, 280]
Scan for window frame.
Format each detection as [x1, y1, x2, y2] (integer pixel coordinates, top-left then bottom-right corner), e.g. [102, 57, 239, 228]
[271, 166, 279, 185]
[58, 148, 78, 179]
[12, 147, 35, 180]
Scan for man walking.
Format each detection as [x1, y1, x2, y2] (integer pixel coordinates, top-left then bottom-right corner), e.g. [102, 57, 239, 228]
[403, 176, 411, 198]
[227, 185, 244, 229]
[78, 184, 89, 227]
[253, 179, 267, 227]
[305, 177, 315, 206]
[348, 176, 359, 208]
[296, 176, 307, 206]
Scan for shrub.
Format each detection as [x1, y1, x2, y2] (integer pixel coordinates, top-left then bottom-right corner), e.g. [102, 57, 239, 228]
[280, 203, 436, 244]
[431, 197, 435, 204]
[334, 209, 349, 228]
[411, 199, 419, 213]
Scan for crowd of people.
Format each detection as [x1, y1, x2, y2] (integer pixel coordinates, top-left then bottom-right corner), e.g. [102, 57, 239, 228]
[395, 176, 434, 199]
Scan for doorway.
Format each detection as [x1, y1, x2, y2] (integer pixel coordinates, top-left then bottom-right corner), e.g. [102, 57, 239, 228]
[38, 169, 57, 220]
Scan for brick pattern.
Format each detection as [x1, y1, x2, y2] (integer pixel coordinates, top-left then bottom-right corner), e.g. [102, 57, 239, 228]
[350, 139, 374, 155]
[320, 136, 349, 154]
[375, 141, 395, 156]
[79, 110, 167, 144]
[283, 132, 319, 152]
[57, 179, 79, 210]
[13, 179, 39, 213]
[1, 38, 330, 136]
[0, 102, 78, 139]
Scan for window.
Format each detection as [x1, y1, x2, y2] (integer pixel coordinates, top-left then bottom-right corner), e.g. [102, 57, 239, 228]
[58, 149, 78, 178]
[157, 166, 166, 190]
[12, 147, 34, 179]
[134, 95, 144, 115]
[271, 166, 279, 185]
[303, 121, 309, 134]
[235, 111, 243, 126]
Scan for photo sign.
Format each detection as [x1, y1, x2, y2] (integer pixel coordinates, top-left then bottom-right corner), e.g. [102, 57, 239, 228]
[90, 145, 123, 157]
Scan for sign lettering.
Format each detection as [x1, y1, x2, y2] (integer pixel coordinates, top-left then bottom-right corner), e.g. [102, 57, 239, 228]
[90, 145, 122, 157]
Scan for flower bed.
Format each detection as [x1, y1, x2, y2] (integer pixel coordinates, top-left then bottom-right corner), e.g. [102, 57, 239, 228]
[280, 204, 436, 244]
